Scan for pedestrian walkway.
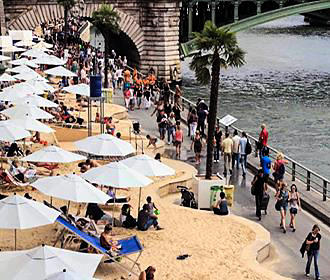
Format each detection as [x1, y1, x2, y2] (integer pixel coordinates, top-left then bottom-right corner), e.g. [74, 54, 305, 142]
[112, 93, 330, 280]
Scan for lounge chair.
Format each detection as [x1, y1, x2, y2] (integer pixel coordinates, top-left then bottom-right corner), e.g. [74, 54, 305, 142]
[56, 216, 143, 277]
[0, 170, 31, 188]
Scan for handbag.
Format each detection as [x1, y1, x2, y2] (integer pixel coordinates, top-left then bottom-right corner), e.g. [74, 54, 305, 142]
[275, 200, 282, 211]
[251, 184, 256, 196]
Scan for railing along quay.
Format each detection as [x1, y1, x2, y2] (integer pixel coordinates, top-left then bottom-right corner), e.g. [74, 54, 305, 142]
[124, 65, 329, 201]
[180, 96, 329, 202]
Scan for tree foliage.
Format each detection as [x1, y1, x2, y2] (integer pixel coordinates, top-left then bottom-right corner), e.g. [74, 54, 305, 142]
[57, 0, 76, 10]
[190, 21, 245, 86]
[91, 4, 121, 36]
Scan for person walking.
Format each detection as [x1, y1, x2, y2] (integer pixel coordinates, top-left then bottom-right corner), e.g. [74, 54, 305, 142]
[175, 124, 184, 159]
[214, 126, 222, 163]
[197, 107, 208, 138]
[222, 132, 233, 176]
[167, 112, 176, 145]
[289, 184, 301, 232]
[189, 108, 198, 140]
[305, 224, 321, 280]
[275, 182, 289, 233]
[190, 131, 203, 164]
[258, 123, 269, 160]
[261, 148, 272, 190]
[273, 152, 288, 190]
[232, 130, 241, 170]
[239, 132, 248, 178]
[251, 169, 266, 220]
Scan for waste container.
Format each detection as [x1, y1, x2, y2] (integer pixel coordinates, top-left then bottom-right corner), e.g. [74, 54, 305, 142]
[90, 75, 102, 98]
[223, 185, 234, 207]
[209, 185, 234, 208]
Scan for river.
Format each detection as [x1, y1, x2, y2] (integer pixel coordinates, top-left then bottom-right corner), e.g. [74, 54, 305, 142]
[181, 15, 330, 179]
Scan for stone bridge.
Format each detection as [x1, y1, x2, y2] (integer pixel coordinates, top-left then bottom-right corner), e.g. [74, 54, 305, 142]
[1, 0, 182, 81]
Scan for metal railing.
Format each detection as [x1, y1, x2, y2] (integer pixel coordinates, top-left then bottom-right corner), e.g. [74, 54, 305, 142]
[181, 96, 329, 202]
[122, 64, 329, 201]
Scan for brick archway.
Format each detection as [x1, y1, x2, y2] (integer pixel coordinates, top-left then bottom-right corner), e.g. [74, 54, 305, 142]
[7, 3, 144, 57]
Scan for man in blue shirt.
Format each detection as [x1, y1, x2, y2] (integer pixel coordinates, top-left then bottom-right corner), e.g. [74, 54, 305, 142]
[261, 148, 271, 190]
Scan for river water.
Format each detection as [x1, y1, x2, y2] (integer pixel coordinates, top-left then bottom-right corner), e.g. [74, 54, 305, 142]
[181, 15, 330, 179]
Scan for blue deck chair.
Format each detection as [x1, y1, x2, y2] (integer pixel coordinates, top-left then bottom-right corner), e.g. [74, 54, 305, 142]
[56, 216, 143, 277]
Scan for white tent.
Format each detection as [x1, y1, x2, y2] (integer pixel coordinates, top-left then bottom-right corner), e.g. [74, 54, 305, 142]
[33, 55, 66, 66]
[63, 84, 90, 96]
[9, 58, 38, 68]
[21, 48, 48, 58]
[13, 71, 46, 82]
[21, 146, 86, 163]
[3, 82, 44, 95]
[74, 134, 135, 157]
[0, 73, 16, 82]
[0, 194, 60, 249]
[33, 41, 53, 49]
[27, 78, 55, 92]
[7, 117, 55, 133]
[0, 244, 102, 279]
[0, 120, 31, 142]
[14, 94, 58, 108]
[6, 64, 35, 74]
[45, 66, 77, 77]
[121, 154, 175, 177]
[32, 174, 110, 204]
[1, 105, 55, 119]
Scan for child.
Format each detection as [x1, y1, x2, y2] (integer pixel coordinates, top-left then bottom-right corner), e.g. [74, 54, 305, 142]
[146, 135, 157, 148]
[146, 196, 158, 218]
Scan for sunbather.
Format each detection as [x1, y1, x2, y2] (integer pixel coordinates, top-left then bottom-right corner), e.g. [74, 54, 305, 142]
[7, 143, 24, 157]
[100, 224, 121, 252]
[120, 204, 136, 229]
[139, 266, 156, 280]
[86, 203, 119, 225]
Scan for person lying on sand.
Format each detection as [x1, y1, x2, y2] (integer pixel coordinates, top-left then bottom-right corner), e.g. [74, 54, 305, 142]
[146, 135, 157, 148]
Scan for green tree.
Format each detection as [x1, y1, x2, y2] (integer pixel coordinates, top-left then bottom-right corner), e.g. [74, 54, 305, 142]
[91, 4, 120, 88]
[190, 21, 245, 179]
[57, 0, 76, 48]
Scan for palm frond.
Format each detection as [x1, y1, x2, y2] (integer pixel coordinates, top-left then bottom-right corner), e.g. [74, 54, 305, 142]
[91, 4, 121, 35]
[190, 53, 213, 85]
[57, 0, 75, 9]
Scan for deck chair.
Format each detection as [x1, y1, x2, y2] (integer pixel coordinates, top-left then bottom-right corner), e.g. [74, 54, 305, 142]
[0, 170, 30, 188]
[56, 216, 143, 277]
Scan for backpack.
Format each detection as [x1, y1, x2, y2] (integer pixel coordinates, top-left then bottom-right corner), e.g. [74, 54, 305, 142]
[245, 139, 252, 155]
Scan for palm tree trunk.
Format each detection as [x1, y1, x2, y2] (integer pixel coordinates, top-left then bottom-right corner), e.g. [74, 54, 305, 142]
[104, 37, 109, 88]
[64, 7, 68, 48]
[205, 49, 220, 179]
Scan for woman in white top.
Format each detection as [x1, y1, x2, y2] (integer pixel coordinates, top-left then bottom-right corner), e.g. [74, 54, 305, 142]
[289, 184, 301, 232]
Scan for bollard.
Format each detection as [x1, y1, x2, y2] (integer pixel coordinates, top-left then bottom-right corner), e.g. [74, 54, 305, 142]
[323, 181, 327, 201]
[292, 162, 296, 181]
[307, 171, 311, 191]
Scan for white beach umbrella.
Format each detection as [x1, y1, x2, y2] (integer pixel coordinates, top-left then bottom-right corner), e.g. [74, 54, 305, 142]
[121, 154, 175, 177]
[6, 64, 35, 74]
[3, 81, 44, 95]
[13, 71, 46, 82]
[0, 194, 60, 249]
[32, 174, 110, 204]
[0, 54, 11, 61]
[1, 105, 55, 119]
[0, 244, 102, 279]
[45, 66, 77, 77]
[14, 94, 58, 108]
[46, 269, 98, 280]
[21, 146, 86, 163]
[0, 89, 27, 102]
[27, 78, 55, 92]
[0, 120, 31, 142]
[21, 48, 47, 58]
[7, 117, 55, 133]
[0, 73, 16, 82]
[63, 83, 90, 96]
[9, 57, 38, 68]
[74, 134, 135, 157]
[81, 161, 153, 188]
[33, 55, 66, 66]
[14, 40, 35, 47]
[33, 41, 53, 49]
[2, 46, 27, 52]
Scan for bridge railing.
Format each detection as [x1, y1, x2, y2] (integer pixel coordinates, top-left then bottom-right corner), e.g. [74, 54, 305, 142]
[181, 96, 329, 201]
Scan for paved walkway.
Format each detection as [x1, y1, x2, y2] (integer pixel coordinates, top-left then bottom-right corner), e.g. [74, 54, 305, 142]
[112, 94, 330, 280]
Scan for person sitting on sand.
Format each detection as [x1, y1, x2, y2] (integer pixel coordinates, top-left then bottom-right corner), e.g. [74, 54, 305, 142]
[86, 203, 118, 225]
[146, 196, 158, 218]
[154, 153, 161, 162]
[116, 132, 121, 139]
[105, 116, 116, 135]
[146, 135, 157, 148]
[31, 131, 41, 143]
[9, 160, 39, 183]
[83, 159, 100, 169]
[100, 224, 121, 252]
[139, 266, 156, 280]
[137, 204, 162, 231]
[120, 204, 137, 228]
[213, 192, 229, 216]
[106, 187, 130, 203]
[6, 143, 24, 157]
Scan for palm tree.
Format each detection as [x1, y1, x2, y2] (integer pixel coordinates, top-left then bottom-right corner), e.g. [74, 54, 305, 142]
[91, 4, 120, 88]
[190, 20, 245, 180]
[57, 0, 76, 48]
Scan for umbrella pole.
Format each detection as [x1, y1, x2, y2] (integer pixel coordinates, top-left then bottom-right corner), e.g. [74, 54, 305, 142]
[112, 188, 116, 228]
[50, 196, 53, 206]
[14, 229, 17, 250]
[138, 187, 142, 215]
[67, 201, 70, 214]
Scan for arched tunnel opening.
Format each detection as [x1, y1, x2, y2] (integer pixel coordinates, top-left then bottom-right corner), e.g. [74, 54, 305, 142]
[90, 26, 140, 69]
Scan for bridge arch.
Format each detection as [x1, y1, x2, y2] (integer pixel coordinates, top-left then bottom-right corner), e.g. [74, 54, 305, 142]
[7, 3, 144, 66]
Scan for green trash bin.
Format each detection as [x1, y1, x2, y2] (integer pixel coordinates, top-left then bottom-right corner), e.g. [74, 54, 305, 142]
[210, 185, 223, 208]
[102, 88, 113, 103]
